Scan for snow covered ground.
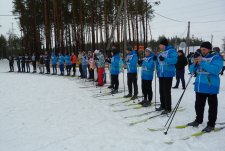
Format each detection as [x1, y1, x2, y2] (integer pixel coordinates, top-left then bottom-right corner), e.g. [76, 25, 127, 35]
[0, 59, 225, 151]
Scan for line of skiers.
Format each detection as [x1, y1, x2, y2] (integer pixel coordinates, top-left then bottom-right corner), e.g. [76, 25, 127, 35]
[6, 38, 225, 133]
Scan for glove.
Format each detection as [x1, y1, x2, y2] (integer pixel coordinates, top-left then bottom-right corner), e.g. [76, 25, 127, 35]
[153, 56, 157, 61]
[159, 56, 165, 61]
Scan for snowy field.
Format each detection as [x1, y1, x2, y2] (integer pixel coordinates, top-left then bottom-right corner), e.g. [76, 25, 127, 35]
[0, 59, 225, 151]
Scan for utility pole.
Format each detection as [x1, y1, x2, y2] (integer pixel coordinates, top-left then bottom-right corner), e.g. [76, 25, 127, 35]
[211, 34, 213, 47]
[185, 21, 190, 55]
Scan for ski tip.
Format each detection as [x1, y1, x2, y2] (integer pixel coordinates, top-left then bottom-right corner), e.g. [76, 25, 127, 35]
[175, 125, 187, 129]
[164, 141, 174, 145]
[191, 132, 205, 137]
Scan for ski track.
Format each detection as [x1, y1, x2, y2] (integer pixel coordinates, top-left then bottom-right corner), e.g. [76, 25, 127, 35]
[0, 59, 225, 151]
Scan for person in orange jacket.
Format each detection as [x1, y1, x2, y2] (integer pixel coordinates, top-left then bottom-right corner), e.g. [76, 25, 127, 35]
[70, 52, 77, 76]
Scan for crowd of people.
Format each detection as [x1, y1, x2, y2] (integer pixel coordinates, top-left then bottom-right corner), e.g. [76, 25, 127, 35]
[6, 38, 225, 133]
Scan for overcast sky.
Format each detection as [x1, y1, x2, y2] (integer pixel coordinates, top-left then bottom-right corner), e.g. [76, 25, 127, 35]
[0, 0, 225, 50]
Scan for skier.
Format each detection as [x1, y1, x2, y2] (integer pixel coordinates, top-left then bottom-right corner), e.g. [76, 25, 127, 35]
[38, 54, 45, 74]
[220, 52, 225, 75]
[155, 38, 178, 114]
[138, 48, 155, 107]
[77, 51, 83, 78]
[51, 52, 58, 75]
[106, 47, 120, 94]
[16, 54, 21, 72]
[25, 54, 30, 73]
[94, 50, 105, 86]
[187, 41, 223, 132]
[21, 55, 26, 72]
[123, 46, 138, 100]
[65, 52, 72, 76]
[173, 50, 188, 89]
[59, 53, 65, 76]
[70, 52, 77, 76]
[44, 52, 50, 74]
[213, 47, 225, 75]
[7, 55, 14, 72]
[31, 53, 37, 73]
[81, 51, 88, 79]
[88, 52, 95, 80]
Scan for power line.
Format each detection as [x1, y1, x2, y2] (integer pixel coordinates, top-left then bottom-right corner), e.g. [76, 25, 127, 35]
[154, 12, 225, 24]
[154, 12, 186, 23]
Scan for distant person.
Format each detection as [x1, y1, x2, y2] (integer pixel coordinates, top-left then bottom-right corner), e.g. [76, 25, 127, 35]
[77, 51, 83, 78]
[38, 54, 45, 74]
[70, 52, 77, 76]
[94, 50, 105, 86]
[31, 53, 36, 73]
[21, 55, 26, 72]
[7, 55, 14, 72]
[65, 52, 72, 76]
[59, 53, 65, 76]
[25, 54, 30, 73]
[51, 52, 58, 75]
[81, 51, 88, 79]
[43, 52, 50, 74]
[173, 50, 188, 89]
[16, 54, 22, 72]
[213, 47, 225, 75]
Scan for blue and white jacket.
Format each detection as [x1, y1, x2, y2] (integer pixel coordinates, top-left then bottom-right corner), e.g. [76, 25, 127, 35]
[156, 45, 178, 77]
[51, 54, 58, 65]
[141, 53, 155, 80]
[59, 55, 65, 65]
[189, 52, 223, 94]
[110, 53, 120, 75]
[65, 54, 72, 65]
[124, 50, 138, 73]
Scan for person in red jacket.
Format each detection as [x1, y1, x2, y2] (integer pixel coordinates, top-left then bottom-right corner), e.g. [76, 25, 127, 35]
[70, 52, 77, 76]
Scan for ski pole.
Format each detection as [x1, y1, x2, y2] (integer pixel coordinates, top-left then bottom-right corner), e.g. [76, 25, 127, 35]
[154, 61, 157, 110]
[164, 74, 194, 135]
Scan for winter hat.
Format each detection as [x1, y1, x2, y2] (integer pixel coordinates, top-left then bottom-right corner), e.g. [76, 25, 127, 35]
[145, 48, 152, 53]
[213, 47, 220, 53]
[94, 50, 100, 54]
[112, 48, 119, 54]
[127, 46, 133, 51]
[160, 38, 168, 46]
[200, 41, 212, 50]
[178, 50, 184, 54]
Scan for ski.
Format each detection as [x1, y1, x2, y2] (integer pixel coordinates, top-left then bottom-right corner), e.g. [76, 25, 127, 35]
[129, 108, 185, 126]
[112, 104, 144, 112]
[109, 96, 143, 106]
[148, 124, 188, 132]
[124, 107, 183, 119]
[164, 126, 225, 145]
[93, 90, 124, 98]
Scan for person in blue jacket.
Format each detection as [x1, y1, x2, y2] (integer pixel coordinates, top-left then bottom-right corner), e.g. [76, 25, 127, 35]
[81, 51, 88, 79]
[106, 47, 120, 94]
[124, 46, 138, 100]
[156, 38, 178, 114]
[51, 52, 58, 75]
[187, 42, 223, 133]
[65, 53, 72, 76]
[59, 53, 65, 76]
[138, 48, 155, 107]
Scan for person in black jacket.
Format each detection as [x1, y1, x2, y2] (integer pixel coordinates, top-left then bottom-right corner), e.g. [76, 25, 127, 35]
[21, 55, 26, 72]
[16, 54, 22, 72]
[43, 52, 50, 74]
[25, 54, 30, 73]
[31, 53, 37, 73]
[7, 56, 14, 72]
[173, 50, 188, 89]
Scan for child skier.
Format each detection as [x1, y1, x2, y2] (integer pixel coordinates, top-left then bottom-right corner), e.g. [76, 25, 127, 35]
[138, 48, 155, 107]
